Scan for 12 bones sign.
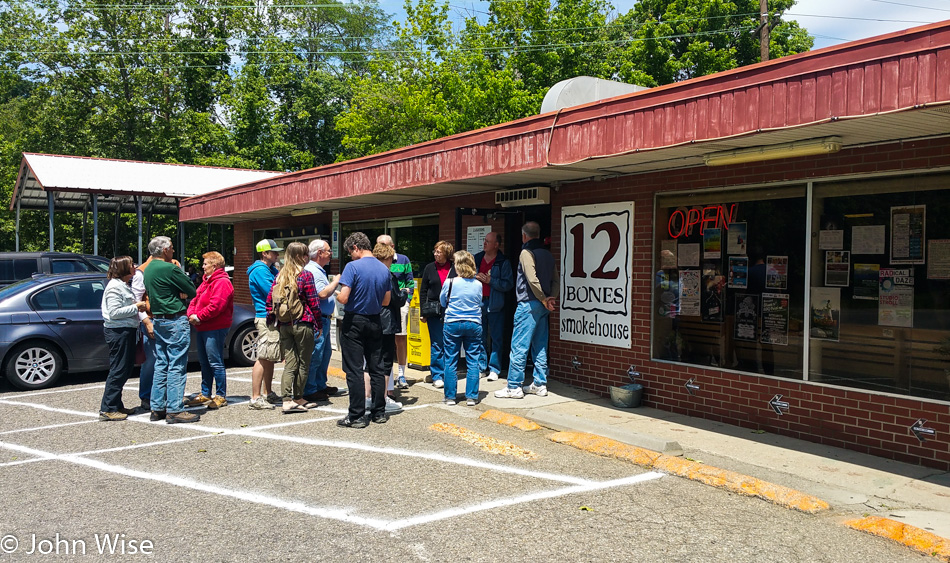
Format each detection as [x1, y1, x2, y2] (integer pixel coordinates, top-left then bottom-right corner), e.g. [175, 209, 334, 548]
[560, 202, 634, 348]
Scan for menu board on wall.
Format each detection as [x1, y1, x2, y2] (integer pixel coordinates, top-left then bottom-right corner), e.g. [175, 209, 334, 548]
[825, 251, 850, 287]
[766, 256, 788, 289]
[734, 293, 758, 342]
[879, 268, 914, 327]
[679, 269, 701, 317]
[890, 205, 925, 264]
[761, 293, 790, 346]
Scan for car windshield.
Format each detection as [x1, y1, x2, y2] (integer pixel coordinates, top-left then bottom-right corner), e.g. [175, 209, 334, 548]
[0, 277, 44, 301]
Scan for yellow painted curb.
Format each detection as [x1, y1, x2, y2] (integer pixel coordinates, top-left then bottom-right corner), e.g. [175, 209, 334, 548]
[479, 409, 542, 431]
[844, 516, 950, 561]
[547, 431, 830, 514]
[430, 423, 538, 459]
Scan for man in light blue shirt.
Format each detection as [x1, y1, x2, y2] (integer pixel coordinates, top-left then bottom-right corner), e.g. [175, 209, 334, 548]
[304, 239, 345, 403]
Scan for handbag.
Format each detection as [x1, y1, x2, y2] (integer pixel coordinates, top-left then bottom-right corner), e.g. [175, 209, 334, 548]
[421, 279, 453, 318]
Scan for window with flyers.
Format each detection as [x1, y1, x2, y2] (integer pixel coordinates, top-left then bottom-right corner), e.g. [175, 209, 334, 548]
[652, 186, 807, 380]
[809, 174, 950, 402]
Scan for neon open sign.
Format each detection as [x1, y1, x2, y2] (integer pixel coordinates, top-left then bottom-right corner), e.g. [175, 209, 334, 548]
[668, 204, 738, 238]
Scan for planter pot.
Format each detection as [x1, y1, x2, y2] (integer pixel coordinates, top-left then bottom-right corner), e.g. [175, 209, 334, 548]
[609, 383, 643, 408]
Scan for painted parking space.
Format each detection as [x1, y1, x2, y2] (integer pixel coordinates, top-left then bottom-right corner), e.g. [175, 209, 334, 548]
[0, 367, 664, 534]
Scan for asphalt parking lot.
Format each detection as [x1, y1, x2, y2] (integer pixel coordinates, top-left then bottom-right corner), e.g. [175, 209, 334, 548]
[0, 364, 931, 562]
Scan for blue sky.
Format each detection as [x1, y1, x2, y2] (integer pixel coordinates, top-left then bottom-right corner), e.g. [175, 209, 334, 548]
[374, 0, 950, 50]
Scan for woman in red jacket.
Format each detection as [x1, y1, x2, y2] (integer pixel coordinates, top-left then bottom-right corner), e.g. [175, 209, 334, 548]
[186, 251, 234, 409]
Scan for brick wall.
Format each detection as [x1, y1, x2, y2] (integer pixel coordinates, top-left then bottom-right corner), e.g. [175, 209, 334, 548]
[547, 138, 950, 470]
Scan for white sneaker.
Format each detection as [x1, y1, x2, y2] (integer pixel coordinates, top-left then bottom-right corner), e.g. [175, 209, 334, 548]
[433, 379, 444, 389]
[494, 387, 524, 399]
[385, 396, 403, 413]
[487, 372, 499, 382]
[443, 398, 456, 406]
[365, 397, 372, 409]
[466, 399, 478, 406]
[248, 397, 275, 410]
[524, 383, 548, 397]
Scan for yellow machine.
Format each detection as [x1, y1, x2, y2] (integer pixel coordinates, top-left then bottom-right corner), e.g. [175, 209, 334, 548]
[406, 277, 431, 369]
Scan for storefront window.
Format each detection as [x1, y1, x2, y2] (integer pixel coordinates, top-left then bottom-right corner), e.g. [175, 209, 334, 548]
[809, 175, 950, 401]
[653, 186, 807, 380]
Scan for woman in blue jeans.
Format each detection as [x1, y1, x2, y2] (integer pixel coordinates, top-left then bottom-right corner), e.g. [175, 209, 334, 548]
[419, 240, 456, 389]
[439, 251, 485, 406]
[186, 251, 234, 410]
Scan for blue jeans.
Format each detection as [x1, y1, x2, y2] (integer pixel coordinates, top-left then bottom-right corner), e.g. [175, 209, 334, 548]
[443, 320, 483, 401]
[197, 328, 228, 397]
[138, 323, 156, 402]
[305, 316, 333, 395]
[479, 306, 505, 375]
[427, 316, 445, 382]
[151, 315, 190, 413]
[506, 300, 549, 388]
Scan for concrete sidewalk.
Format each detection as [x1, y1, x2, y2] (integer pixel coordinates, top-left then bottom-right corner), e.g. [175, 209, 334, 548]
[362, 357, 950, 539]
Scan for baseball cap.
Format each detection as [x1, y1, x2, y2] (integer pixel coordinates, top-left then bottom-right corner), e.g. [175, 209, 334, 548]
[255, 239, 283, 253]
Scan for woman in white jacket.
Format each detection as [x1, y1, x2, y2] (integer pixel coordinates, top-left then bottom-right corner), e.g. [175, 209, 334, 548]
[99, 256, 147, 421]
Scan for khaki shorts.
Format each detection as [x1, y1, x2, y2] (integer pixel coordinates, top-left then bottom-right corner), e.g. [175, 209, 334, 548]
[397, 301, 410, 336]
[254, 317, 284, 362]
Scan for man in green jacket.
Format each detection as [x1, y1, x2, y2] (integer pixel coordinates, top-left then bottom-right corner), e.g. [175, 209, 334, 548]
[143, 236, 199, 424]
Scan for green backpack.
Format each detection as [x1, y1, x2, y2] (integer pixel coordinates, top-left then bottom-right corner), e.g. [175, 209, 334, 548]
[273, 278, 304, 323]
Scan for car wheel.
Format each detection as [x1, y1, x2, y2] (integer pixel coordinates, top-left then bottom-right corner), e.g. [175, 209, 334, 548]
[230, 324, 258, 367]
[4, 341, 64, 390]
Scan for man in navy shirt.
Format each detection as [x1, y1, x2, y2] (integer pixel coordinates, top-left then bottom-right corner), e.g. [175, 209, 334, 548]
[336, 232, 392, 427]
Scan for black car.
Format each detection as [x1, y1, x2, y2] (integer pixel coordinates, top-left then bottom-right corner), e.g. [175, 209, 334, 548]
[0, 272, 259, 390]
[0, 252, 101, 287]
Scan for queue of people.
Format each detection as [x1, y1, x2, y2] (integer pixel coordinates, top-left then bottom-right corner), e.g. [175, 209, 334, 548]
[97, 222, 557, 425]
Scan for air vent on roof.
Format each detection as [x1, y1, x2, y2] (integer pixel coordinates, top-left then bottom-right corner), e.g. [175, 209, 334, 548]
[495, 186, 550, 208]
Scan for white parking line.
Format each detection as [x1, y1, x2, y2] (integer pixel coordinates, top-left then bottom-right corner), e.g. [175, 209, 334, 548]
[0, 439, 663, 532]
[0, 419, 98, 436]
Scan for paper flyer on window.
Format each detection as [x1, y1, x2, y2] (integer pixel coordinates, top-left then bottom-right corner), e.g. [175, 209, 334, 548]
[766, 256, 788, 289]
[890, 205, 925, 264]
[678, 243, 699, 268]
[728, 256, 748, 288]
[734, 293, 758, 342]
[760, 293, 789, 346]
[824, 251, 850, 287]
[703, 228, 722, 260]
[727, 222, 747, 255]
[810, 287, 840, 341]
[678, 269, 700, 317]
[853, 264, 880, 300]
[927, 239, 950, 280]
[878, 268, 914, 328]
[851, 225, 885, 255]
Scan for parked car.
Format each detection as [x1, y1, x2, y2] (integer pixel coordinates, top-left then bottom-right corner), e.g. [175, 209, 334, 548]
[0, 252, 101, 287]
[81, 254, 111, 272]
[0, 272, 259, 390]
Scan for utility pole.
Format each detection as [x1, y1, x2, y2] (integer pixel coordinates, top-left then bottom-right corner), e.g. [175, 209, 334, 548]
[760, 0, 770, 62]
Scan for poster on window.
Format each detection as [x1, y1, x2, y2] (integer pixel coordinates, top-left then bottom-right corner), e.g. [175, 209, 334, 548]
[703, 228, 722, 259]
[879, 268, 914, 327]
[734, 293, 758, 342]
[853, 264, 880, 300]
[819, 230, 843, 250]
[825, 251, 850, 287]
[766, 256, 788, 289]
[466, 225, 491, 254]
[701, 264, 725, 322]
[810, 287, 840, 341]
[728, 257, 748, 288]
[560, 202, 634, 348]
[678, 243, 700, 268]
[679, 269, 701, 317]
[852, 225, 885, 255]
[728, 222, 747, 255]
[761, 293, 789, 346]
[927, 239, 950, 280]
[660, 240, 677, 268]
[890, 205, 925, 264]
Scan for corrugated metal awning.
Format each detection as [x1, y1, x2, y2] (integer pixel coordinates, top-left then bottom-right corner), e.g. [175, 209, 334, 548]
[11, 153, 284, 214]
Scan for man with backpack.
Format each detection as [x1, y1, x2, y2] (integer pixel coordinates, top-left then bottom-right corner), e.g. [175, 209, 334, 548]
[336, 232, 392, 427]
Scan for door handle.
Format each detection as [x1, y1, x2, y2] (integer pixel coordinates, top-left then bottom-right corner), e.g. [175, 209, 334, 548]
[51, 317, 71, 325]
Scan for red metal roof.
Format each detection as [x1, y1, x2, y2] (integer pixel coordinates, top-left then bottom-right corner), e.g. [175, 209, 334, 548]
[180, 20, 950, 223]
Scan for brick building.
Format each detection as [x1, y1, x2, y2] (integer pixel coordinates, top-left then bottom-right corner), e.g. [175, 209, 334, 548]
[181, 21, 950, 470]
